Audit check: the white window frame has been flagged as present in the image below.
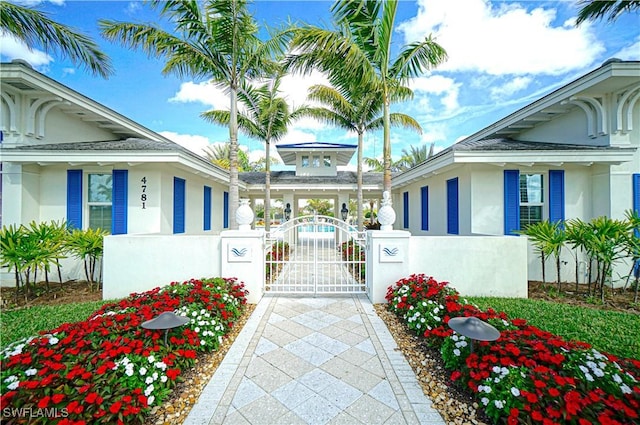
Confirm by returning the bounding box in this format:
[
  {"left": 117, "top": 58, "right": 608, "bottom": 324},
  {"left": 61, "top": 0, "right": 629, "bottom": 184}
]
[
  {"left": 87, "top": 172, "right": 113, "bottom": 231},
  {"left": 519, "top": 173, "right": 545, "bottom": 229}
]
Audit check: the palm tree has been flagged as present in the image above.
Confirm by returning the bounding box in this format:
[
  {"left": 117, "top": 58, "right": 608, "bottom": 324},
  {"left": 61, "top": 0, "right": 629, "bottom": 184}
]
[
  {"left": 203, "top": 143, "right": 252, "bottom": 171},
  {"left": 202, "top": 74, "right": 307, "bottom": 231},
  {"left": 576, "top": 0, "right": 640, "bottom": 25},
  {"left": 0, "top": 2, "right": 112, "bottom": 77},
  {"left": 300, "top": 82, "right": 420, "bottom": 230},
  {"left": 288, "top": 0, "right": 447, "bottom": 194},
  {"left": 363, "top": 156, "right": 405, "bottom": 173},
  {"left": 398, "top": 143, "right": 435, "bottom": 170},
  {"left": 100, "top": 0, "right": 280, "bottom": 229}
]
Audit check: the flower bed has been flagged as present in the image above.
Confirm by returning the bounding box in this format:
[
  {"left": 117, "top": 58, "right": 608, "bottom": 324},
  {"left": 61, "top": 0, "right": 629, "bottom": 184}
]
[
  {"left": 340, "top": 240, "right": 365, "bottom": 281},
  {"left": 386, "top": 274, "right": 640, "bottom": 424},
  {"left": 0, "top": 277, "right": 247, "bottom": 424}
]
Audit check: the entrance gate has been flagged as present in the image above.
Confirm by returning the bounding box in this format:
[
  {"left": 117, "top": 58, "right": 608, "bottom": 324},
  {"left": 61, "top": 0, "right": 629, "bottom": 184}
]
[{"left": 264, "top": 215, "right": 366, "bottom": 294}]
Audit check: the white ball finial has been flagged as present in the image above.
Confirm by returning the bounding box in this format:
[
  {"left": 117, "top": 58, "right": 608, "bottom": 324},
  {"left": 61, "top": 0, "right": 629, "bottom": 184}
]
[
  {"left": 378, "top": 191, "right": 396, "bottom": 231},
  {"left": 236, "top": 199, "right": 254, "bottom": 231}
]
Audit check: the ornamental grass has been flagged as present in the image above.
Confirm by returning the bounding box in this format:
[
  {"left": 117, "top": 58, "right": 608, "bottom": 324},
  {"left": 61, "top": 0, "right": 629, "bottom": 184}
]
[
  {"left": 0, "top": 277, "right": 247, "bottom": 424},
  {"left": 386, "top": 274, "right": 640, "bottom": 425}
]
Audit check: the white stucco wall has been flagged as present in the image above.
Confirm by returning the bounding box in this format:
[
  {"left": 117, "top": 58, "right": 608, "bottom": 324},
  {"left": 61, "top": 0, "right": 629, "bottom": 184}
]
[
  {"left": 103, "top": 234, "right": 222, "bottom": 299},
  {"left": 407, "top": 236, "right": 528, "bottom": 298}
]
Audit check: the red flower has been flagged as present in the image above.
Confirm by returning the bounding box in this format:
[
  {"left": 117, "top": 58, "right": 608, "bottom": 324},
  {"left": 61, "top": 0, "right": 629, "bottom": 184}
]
[
  {"left": 109, "top": 401, "right": 122, "bottom": 414},
  {"left": 51, "top": 393, "right": 65, "bottom": 404},
  {"left": 37, "top": 396, "right": 50, "bottom": 409},
  {"left": 450, "top": 371, "right": 462, "bottom": 381}
]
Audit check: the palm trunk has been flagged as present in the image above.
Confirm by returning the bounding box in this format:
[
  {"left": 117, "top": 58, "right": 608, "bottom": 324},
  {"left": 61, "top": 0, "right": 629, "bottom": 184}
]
[
  {"left": 541, "top": 253, "right": 546, "bottom": 284},
  {"left": 382, "top": 92, "right": 392, "bottom": 194},
  {"left": 229, "top": 84, "right": 239, "bottom": 229},
  {"left": 556, "top": 254, "right": 561, "bottom": 293},
  {"left": 574, "top": 249, "right": 580, "bottom": 291},
  {"left": 265, "top": 138, "right": 271, "bottom": 232},
  {"left": 56, "top": 259, "right": 63, "bottom": 288},
  {"left": 357, "top": 132, "right": 364, "bottom": 231}
]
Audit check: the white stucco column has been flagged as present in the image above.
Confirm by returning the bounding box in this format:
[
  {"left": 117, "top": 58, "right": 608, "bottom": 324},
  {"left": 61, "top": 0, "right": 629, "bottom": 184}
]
[
  {"left": 366, "top": 230, "right": 411, "bottom": 303},
  {"left": 220, "top": 229, "right": 265, "bottom": 304},
  {"left": 2, "top": 163, "right": 23, "bottom": 226}
]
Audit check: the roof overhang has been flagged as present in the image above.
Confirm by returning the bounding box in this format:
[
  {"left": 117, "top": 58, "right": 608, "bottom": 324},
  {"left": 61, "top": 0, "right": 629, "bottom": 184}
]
[
  {"left": 276, "top": 142, "right": 358, "bottom": 166},
  {"left": 392, "top": 147, "right": 636, "bottom": 188},
  {"left": 0, "top": 149, "right": 234, "bottom": 186}
]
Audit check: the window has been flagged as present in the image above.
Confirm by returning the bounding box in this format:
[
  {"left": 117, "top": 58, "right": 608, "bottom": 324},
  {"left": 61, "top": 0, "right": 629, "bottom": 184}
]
[
  {"left": 88, "top": 173, "right": 112, "bottom": 231},
  {"left": 312, "top": 155, "right": 320, "bottom": 167},
  {"left": 324, "top": 156, "right": 331, "bottom": 167},
  {"left": 519, "top": 174, "right": 543, "bottom": 229},
  {"left": 301, "top": 156, "right": 309, "bottom": 167}
]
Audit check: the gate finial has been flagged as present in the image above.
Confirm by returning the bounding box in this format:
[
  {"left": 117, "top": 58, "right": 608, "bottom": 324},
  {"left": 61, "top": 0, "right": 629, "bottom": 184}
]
[{"left": 378, "top": 191, "right": 396, "bottom": 231}]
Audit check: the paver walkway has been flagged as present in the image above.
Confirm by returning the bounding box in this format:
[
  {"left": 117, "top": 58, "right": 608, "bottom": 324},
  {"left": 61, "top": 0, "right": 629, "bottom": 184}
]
[{"left": 184, "top": 295, "right": 445, "bottom": 425}]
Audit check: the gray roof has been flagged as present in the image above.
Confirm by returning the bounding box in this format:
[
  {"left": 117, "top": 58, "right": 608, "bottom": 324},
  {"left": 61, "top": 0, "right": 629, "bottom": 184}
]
[
  {"left": 452, "top": 138, "right": 629, "bottom": 152},
  {"left": 8, "top": 138, "right": 183, "bottom": 152},
  {"left": 240, "top": 171, "right": 383, "bottom": 186}
]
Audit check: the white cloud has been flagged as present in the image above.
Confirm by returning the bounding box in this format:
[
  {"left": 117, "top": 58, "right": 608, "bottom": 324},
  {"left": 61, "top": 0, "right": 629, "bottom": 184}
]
[
  {"left": 409, "top": 75, "right": 461, "bottom": 113},
  {"left": 398, "top": 0, "right": 605, "bottom": 75},
  {"left": 169, "top": 81, "right": 228, "bottom": 109},
  {"left": 613, "top": 36, "right": 640, "bottom": 61},
  {"left": 280, "top": 70, "right": 330, "bottom": 108},
  {"left": 159, "top": 131, "right": 211, "bottom": 157},
  {"left": 126, "top": 1, "right": 141, "bottom": 15},
  {"left": 277, "top": 128, "right": 317, "bottom": 145},
  {"left": 490, "top": 76, "right": 533, "bottom": 100},
  {"left": 62, "top": 67, "right": 75, "bottom": 76},
  {"left": 0, "top": 35, "right": 53, "bottom": 68}
]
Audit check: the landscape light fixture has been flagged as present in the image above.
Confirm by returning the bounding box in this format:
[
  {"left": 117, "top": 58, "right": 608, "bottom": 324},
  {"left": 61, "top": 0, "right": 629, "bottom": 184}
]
[
  {"left": 141, "top": 311, "right": 190, "bottom": 345},
  {"left": 284, "top": 203, "right": 291, "bottom": 221},
  {"left": 447, "top": 316, "right": 500, "bottom": 353},
  {"left": 341, "top": 203, "right": 349, "bottom": 221}
]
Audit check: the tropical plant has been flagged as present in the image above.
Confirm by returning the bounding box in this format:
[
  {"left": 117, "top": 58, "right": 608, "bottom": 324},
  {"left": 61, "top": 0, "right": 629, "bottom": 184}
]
[
  {"left": 565, "top": 218, "right": 593, "bottom": 290},
  {"left": 575, "top": 0, "right": 640, "bottom": 25},
  {"left": 398, "top": 143, "right": 435, "bottom": 170},
  {"left": 519, "top": 221, "right": 561, "bottom": 285},
  {"left": 202, "top": 73, "right": 306, "bottom": 231},
  {"left": 100, "top": 0, "right": 283, "bottom": 229},
  {"left": 363, "top": 156, "right": 406, "bottom": 173},
  {"left": 300, "top": 82, "right": 420, "bottom": 230},
  {"left": 0, "top": 224, "right": 27, "bottom": 301},
  {"left": 0, "top": 2, "right": 113, "bottom": 77},
  {"left": 287, "top": 0, "right": 447, "bottom": 194},
  {"left": 302, "top": 199, "right": 333, "bottom": 216},
  {"left": 65, "top": 228, "right": 107, "bottom": 291},
  {"left": 622, "top": 209, "right": 640, "bottom": 302},
  {"left": 586, "top": 216, "right": 630, "bottom": 302},
  {"left": 203, "top": 143, "right": 252, "bottom": 171},
  {"left": 24, "top": 221, "right": 67, "bottom": 290}
]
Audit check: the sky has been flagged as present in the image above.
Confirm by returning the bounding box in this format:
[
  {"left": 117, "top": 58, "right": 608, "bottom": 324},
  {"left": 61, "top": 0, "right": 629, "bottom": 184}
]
[{"left": 1, "top": 0, "right": 639, "bottom": 170}]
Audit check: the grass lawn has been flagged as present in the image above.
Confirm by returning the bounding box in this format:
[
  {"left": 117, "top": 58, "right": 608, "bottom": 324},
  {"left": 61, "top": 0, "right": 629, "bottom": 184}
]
[
  {"left": 468, "top": 297, "right": 640, "bottom": 359},
  {"left": 0, "top": 300, "right": 119, "bottom": 349}
]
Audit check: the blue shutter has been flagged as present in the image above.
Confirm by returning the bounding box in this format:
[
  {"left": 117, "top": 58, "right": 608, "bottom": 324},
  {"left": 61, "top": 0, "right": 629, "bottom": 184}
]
[
  {"left": 173, "top": 177, "right": 185, "bottom": 234},
  {"left": 421, "top": 186, "right": 429, "bottom": 231},
  {"left": 112, "top": 170, "right": 128, "bottom": 235},
  {"left": 66, "top": 170, "right": 82, "bottom": 229},
  {"left": 504, "top": 170, "right": 520, "bottom": 235},
  {"left": 447, "top": 178, "right": 459, "bottom": 235},
  {"left": 403, "top": 191, "right": 409, "bottom": 229},
  {"left": 203, "top": 186, "right": 212, "bottom": 231},
  {"left": 549, "top": 170, "right": 565, "bottom": 226},
  {"left": 223, "top": 191, "right": 229, "bottom": 229}
]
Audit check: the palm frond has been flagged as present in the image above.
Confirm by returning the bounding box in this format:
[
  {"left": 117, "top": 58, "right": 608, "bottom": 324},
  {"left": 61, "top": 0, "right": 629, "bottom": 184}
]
[{"left": 1, "top": 2, "right": 113, "bottom": 78}]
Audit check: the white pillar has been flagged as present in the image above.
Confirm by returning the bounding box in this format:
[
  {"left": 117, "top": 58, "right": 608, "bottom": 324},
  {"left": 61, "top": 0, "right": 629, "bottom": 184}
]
[
  {"left": 366, "top": 230, "right": 411, "bottom": 303},
  {"left": 220, "top": 229, "right": 265, "bottom": 304}
]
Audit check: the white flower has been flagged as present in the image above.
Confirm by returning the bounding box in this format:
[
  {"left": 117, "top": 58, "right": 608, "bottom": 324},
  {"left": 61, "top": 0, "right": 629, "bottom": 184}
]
[
  {"left": 144, "top": 384, "right": 155, "bottom": 397},
  {"left": 4, "top": 375, "right": 18, "bottom": 383},
  {"left": 201, "top": 340, "right": 206, "bottom": 345},
  {"left": 494, "top": 400, "right": 504, "bottom": 409},
  {"left": 24, "top": 368, "right": 37, "bottom": 376},
  {"left": 492, "top": 366, "right": 501, "bottom": 373},
  {"left": 152, "top": 372, "right": 158, "bottom": 380},
  {"left": 481, "top": 397, "right": 489, "bottom": 406},
  {"left": 621, "top": 384, "right": 632, "bottom": 394},
  {"left": 510, "top": 387, "right": 521, "bottom": 397},
  {"left": 194, "top": 327, "right": 200, "bottom": 333},
  {"left": 585, "top": 373, "right": 594, "bottom": 382},
  {"left": 155, "top": 362, "right": 167, "bottom": 371},
  {"left": 593, "top": 368, "right": 605, "bottom": 378},
  {"left": 147, "top": 395, "right": 155, "bottom": 405},
  {"left": 613, "top": 374, "right": 623, "bottom": 384},
  {"left": 452, "top": 334, "right": 459, "bottom": 341},
  {"left": 453, "top": 349, "right": 461, "bottom": 357},
  {"left": 579, "top": 365, "right": 589, "bottom": 374},
  {"left": 7, "top": 381, "right": 19, "bottom": 390},
  {"left": 139, "top": 367, "right": 147, "bottom": 376},
  {"left": 125, "top": 368, "right": 134, "bottom": 377},
  {"left": 148, "top": 355, "right": 155, "bottom": 363},
  {"left": 145, "top": 376, "right": 154, "bottom": 385},
  {"left": 48, "top": 337, "right": 59, "bottom": 345},
  {"left": 160, "top": 375, "right": 168, "bottom": 383}
]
